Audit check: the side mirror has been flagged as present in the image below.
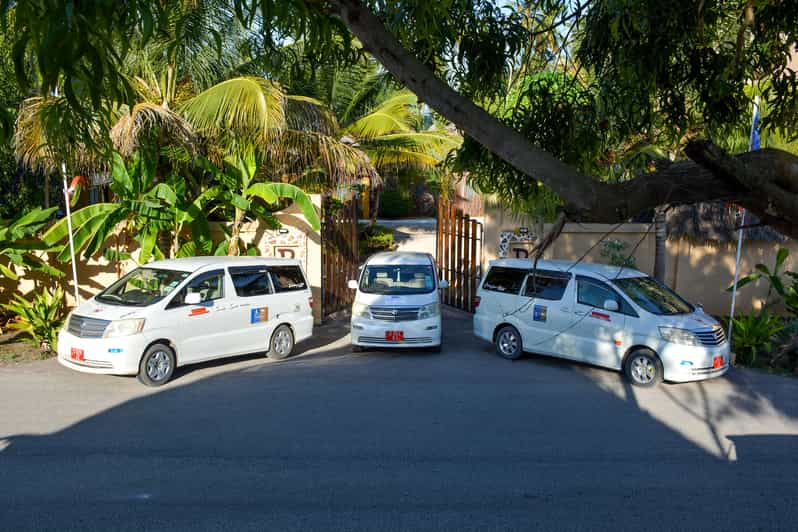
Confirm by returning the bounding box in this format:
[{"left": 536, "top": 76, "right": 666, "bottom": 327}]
[
  {"left": 348, "top": 279, "right": 359, "bottom": 290},
  {"left": 439, "top": 279, "right": 450, "bottom": 289},
  {"left": 603, "top": 299, "right": 619, "bottom": 312},
  {"left": 185, "top": 292, "right": 203, "bottom": 305}
]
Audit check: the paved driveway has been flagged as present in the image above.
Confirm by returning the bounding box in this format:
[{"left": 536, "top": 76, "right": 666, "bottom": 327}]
[{"left": 1, "top": 309, "right": 797, "bottom": 531}]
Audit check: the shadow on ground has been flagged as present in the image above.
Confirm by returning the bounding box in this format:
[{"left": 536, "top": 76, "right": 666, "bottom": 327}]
[{"left": 1, "top": 311, "right": 797, "bottom": 531}]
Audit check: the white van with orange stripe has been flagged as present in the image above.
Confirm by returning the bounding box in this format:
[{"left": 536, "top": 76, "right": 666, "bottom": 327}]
[
  {"left": 58, "top": 257, "right": 313, "bottom": 386},
  {"left": 473, "top": 259, "right": 729, "bottom": 386}
]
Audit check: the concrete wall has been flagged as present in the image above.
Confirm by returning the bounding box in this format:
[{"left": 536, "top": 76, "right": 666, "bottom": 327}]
[
  {"left": 4, "top": 195, "right": 325, "bottom": 323},
  {"left": 483, "top": 205, "right": 797, "bottom": 317}
]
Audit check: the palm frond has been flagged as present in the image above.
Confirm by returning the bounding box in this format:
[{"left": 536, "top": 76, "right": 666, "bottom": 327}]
[
  {"left": 344, "top": 92, "right": 420, "bottom": 139},
  {"left": 179, "top": 77, "right": 287, "bottom": 143},
  {"left": 270, "top": 129, "right": 379, "bottom": 188},
  {"left": 360, "top": 130, "right": 462, "bottom": 172},
  {"left": 285, "top": 95, "right": 339, "bottom": 137},
  {"left": 111, "top": 102, "right": 198, "bottom": 156}
]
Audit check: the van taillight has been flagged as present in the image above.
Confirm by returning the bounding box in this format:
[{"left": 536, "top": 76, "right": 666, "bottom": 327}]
[
  {"left": 473, "top": 296, "right": 481, "bottom": 309},
  {"left": 308, "top": 296, "right": 314, "bottom": 307}
]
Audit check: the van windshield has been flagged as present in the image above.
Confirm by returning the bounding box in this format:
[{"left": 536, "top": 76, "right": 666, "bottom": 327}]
[
  {"left": 613, "top": 276, "right": 694, "bottom": 315},
  {"left": 95, "top": 268, "right": 190, "bottom": 306},
  {"left": 359, "top": 264, "right": 436, "bottom": 295}
]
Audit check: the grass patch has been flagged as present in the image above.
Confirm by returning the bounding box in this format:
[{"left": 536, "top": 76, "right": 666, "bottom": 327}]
[{"left": 0, "top": 330, "right": 52, "bottom": 366}]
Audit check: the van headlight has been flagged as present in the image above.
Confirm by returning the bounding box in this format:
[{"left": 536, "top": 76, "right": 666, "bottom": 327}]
[
  {"left": 352, "top": 303, "right": 370, "bottom": 319},
  {"left": 658, "top": 327, "right": 700, "bottom": 346},
  {"left": 103, "top": 319, "right": 145, "bottom": 338},
  {"left": 418, "top": 303, "right": 440, "bottom": 319}
]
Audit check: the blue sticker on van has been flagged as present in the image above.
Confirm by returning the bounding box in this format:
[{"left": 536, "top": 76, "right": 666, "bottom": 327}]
[
  {"left": 250, "top": 307, "right": 269, "bottom": 323},
  {"left": 533, "top": 305, "right": 547, "bottom": 322}
]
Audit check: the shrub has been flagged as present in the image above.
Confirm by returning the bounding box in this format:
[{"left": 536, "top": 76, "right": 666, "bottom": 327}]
[
  {"left": 731, "top": 311, "right": 785, "bottom": 366},
  {"left": 1, "top": 286, "right": 66, "bottom": 355},
  {"left": 378, "top": 189, "right": 413, "bottom": 218},
  {"left": 600, "top": 239, "right": 636, "bottom": 268},
  {"left": 360, "top": 224, "right": 395, "bottom": 256}
]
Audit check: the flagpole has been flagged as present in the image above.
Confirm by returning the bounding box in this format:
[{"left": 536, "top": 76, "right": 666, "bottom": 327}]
[
  {"left": 62, "top": 162, "right": 80, "bottom": 306},
  {"left": 728, "top": 96, "right": 760, "bottom": 344}
]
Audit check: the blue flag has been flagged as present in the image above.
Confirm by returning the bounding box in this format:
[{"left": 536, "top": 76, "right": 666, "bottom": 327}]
[{"left": 749, "top": 102, "right": 760, "bottom": 151}]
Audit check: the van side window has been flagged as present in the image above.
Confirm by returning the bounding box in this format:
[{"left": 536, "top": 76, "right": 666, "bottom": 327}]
[
  {"left": 269, "top": 266, "right": 307, "bottom": 292},
  {"left": 523, "top": 270, "right": 570, "bottom": 301},
  {"left": 482, "top": 267, "right": 526, "bottom": 294},
  {"left": 229, "top": 267, "right": 273, "bottom": 297},
  {"left": 166, "top": 270, "right": 225, "bottom": 309},
  {"left": 576, "top": 276, "right": 638, "bottom": 316}
]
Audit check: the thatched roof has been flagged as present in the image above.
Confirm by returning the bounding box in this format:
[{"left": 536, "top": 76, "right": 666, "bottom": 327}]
[{"left": 666, "top": 202, "right": 786, "bottom": 242}]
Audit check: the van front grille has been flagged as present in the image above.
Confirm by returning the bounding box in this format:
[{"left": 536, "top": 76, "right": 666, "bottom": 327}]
[
  {"left": 67, "top": 315, "right": 110, "bottom": 338},
  {"left": 694, "top": 326, "right": 726, "bottom": 346},
  {"left": 369, "top": 306, "right": 420, "bottom": 322}
]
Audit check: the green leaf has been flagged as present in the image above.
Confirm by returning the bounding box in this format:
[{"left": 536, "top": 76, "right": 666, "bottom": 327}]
[
  {"left": 43, "top": 203, "right": 119, "bottom": 246},
  {"left": 726, "top": 273, "right": 761, "bottom": 291},
  {"left": 0, "top": 262, "right": 18, "bottom": 280},
  {"left": 230, "top": 193, "right": 251, "bottom": 210},
  {"left": 137, "top": 228, "right": 158, "bottom": 264},
  {"left": 776, "top": 247, "right": 790, "bottom": 269}
]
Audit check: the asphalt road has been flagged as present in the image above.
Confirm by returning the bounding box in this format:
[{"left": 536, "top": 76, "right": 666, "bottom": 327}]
[{"left": 1, "top": 309, "right": 797, "bottom": 531}]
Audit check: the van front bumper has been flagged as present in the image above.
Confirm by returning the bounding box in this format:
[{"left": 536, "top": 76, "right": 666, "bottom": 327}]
[
  {"left": 351, "top": 316, "right": 442, "bottom": 348},
  {"left": 57, "top": 329, "right": 148, "bottom": 376},
  {"left": 660, "top": 342, "right": 731, "bottom": 383}
]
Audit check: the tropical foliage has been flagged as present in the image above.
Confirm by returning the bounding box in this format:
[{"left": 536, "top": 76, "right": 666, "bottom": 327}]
[
  {"left": 1, "top": 286, "right": 66, "bottom": 354},
  {"left": 0, "top": 207, "right": 62, "bottom": 281}
]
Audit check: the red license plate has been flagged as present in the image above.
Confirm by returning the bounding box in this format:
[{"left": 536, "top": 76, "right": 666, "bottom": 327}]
[
  {"left": 70, "top": 348, "right": 85, "bottom": 361},
  {"left": 385, "top": 331, "right": 404, "bottom": 341},
  {"left": 713, "top": 356, "right": 723, "bottom": 369}
]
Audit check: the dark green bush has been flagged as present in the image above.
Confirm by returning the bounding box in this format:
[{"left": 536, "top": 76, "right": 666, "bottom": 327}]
[{"left": 377, "top": 189, "right": 413, "bottom": 219}]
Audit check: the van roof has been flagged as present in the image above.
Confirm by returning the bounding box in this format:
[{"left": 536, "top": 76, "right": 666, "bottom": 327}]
[
  {"left": 487, "top": 258, "right": 646, "bottom": 281},
  {"left": 143, "top": 256, "right": 302, "bottom": 273},
  {"left": 366, "top": 251, "right": 434, "bottom": 266}
]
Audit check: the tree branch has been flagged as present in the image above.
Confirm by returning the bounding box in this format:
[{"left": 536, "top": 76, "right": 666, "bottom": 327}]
[{"left": 328, "top": 0, "right": 798, "bottom": 239}]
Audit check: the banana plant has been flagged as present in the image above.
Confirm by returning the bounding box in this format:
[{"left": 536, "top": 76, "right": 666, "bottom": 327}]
[
  {"left": 0, "top": 207, "right": 63, "bottom": 280},
  {"left": 201, "top": 149, "right": 320, "bottom": 256},
  {"left": 42, "top": 150, "right": 209, "bottom": 264},
  {"left": 726, "top": 247, "right": 797, "bottom": 313}
]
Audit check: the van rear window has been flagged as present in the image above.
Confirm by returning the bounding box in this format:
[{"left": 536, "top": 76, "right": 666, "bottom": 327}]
[
  {"left": 523, "top": 270, "right": 570, "bottom": 301},
  {"left": 230, "top": 267, "right": 272, "bottom": 297},
  {"left": 269, "top": 266, "right": 307, "bottom": 292},
  {"left": 482, "top": 267, "right": 526, "bottom": 294}
]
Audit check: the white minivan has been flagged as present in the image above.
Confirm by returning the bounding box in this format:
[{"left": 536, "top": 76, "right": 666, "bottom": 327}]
[
  {"left": 58, "top": 257, "right": 314, "bottom": 386},
  {"left": 348, "top": 252, "right": 448, "bottom": 352},
  {"left": 473, "top": 259, "right": 730, "bottom": 386}
]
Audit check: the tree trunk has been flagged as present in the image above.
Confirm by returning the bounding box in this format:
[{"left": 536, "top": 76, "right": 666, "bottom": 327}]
[
  {"left": 653, "top": 208, "right": 667, "bottom": 282},
  {"left": 328, "top": 0, "right": 798, "bottom": 239},
  {"left": 228, "top": 208, "right": 244, "bottom": 256}
]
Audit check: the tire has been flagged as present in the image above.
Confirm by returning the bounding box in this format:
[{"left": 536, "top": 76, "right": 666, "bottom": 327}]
[
  {"left": 495, "top": 325, "right": 523, "bottom": 360},
  {"left": 429, "top": 344, "right": 442, "bottom": 354},
  {"left": 268, "top": 324, "right": 295, "bottom": 360},
  {"left": 138, "top": 343, "right": 176, "bottom": 386},
  {"left": 624, "top": 348, "right": 663, "bottom": 387},
  {"left": 352, "top": 345, "right": 365, "bottom": 353}
]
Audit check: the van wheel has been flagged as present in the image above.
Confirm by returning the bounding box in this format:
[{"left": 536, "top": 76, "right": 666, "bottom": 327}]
[
  {"left": 624, "top": 349, "right": 663, "bottom": 387},
  {"left": 138, "top": 343, "right": 175, "bottom": 386},
  {"left": 352, "top": 345, "right": 365, "bottom": 353},
  {"left": 495, "top": 325, "right": 523, "bottom": 360},
  {"left": 429, "top": 344, "right": 442, "bottom": 354},
  {"left": 268, "top": 325, "right": 294, "bottom": 360}
]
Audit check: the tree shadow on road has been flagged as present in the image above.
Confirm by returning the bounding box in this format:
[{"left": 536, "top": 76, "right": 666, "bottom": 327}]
[{"left": 1, "top": 314, "right": 797, "bottom": 531}]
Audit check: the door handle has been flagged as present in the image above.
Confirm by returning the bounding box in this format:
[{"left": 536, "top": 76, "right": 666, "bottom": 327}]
[{"left": 574, "top": 310, "right": 587, "bottom": 316}]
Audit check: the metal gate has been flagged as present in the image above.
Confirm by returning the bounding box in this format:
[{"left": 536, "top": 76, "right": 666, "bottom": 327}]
[
  {"left": 436, "top": 199, "right": 483, "bottom": 312},
  {"left": 321, "top": 194, "right": 360, "bottom": 318}
]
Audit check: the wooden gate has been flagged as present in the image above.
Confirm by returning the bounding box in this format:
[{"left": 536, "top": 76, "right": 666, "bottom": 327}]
[
  {"left": 321, "top": 194, "right": 360, "bottom": 318},
  {"left": 436, "top": 199, "right": 483, "bottom": 312}
]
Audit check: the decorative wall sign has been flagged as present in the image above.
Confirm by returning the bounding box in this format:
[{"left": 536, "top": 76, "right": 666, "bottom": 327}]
[
  {"left": 498, "top": 230, "right": 538, "bottom": 258},
  {"left": 259, "top": 226, "right": 308, "bottom": 271}
]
